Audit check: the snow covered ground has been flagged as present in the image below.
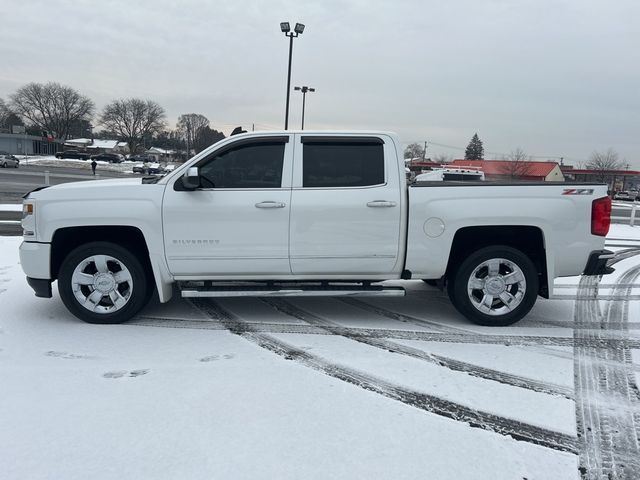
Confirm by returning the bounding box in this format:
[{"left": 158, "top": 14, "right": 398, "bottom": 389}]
[
  {"left": 1, "top": 227, "right": 639, "bottom": 479},
  {"left": 21, "top": 155, "right": 139, "bottom": 174}
]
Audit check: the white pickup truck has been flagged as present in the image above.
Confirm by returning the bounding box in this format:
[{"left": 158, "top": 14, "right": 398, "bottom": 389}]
[{"left": 20, "top": 131, "right": 613, "bottom": 326}]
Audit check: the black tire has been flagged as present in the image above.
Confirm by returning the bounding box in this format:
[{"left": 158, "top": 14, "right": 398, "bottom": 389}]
[
  {"left": 1, "top": 162, "right": 6, "bottom": 168},
  {"left": 58, "top": 242, "right": 151, "bottom": 324},
  {"left": 447, "top": 245, "right": 538, "bottom": 326}
]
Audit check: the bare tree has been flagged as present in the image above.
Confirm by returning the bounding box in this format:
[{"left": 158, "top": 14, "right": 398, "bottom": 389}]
[
  {"left": 404, "top": 142, "right": 425, "bottom": 160},
  {"left": 193, "top": 126, "right": 225, "bottom": 154},
  {"left": 0, "top": 98, "right": 9, "bottom": 126},
  {"left": 177, "top": 113, "right": 210, "bottom": 155},
  {"left": 586, "top": 148, "right": 622, "bottom": 183},
  {"left": 9, "top": 82, "right": 94, "bottom": 140},
  {"left": 0, "top": 98, "right": 17, "bottom": 132},
  {"left": 433, "top": 153, "right": 453, "bottom": 164},
  {"left": 99, "top": 99, "right": 166, "bottom": 154},
  {"left": 501, "top": 147, "right": 534, "bottom": 180}
]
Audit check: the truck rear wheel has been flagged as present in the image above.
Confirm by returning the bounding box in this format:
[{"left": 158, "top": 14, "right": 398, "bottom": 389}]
[
  {"left": 58, "top": 242, "right": 151, "bottom": 324},
  {"left": 447, "top": 246, "right": 538, "bottom": 326}
]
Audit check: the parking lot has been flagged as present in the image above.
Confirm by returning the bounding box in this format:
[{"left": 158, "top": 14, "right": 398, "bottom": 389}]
[{"left": 1, "top": 228, "right": 639, "bottom": 479}]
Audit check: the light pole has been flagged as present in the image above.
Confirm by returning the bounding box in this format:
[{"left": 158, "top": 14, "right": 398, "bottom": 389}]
[
  {"left": 294, "top": 86, "right": 315, "bottom": 130},
  {"left": 280, "top": 22, "right": 305, "bottom": 130}
]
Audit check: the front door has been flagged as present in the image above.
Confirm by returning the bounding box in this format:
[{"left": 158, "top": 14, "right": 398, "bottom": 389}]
[{"left": 162, "top": 136, "right": 293, "bottom": 277}]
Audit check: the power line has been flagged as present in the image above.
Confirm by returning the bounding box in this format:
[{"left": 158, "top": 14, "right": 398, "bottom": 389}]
[{"left": 402, "top": 139, "right": 588, "bottom": 163}]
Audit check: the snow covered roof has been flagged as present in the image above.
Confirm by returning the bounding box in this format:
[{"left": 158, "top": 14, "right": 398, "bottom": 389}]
[
  {"left": 64, "top": 138, "right": 92, "bottom": 146},
  {"left": 87, "top": 140, "right": 119, "bottom": 149},
  {"left": 64, "top": 138, "right": 122, "bottom": 149},
  {"left": 146, "top": 147, "right": 175, "bottom": 155}
]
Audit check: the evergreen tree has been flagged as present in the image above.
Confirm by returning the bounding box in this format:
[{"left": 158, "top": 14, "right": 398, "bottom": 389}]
[{"left": 464, "top": 133, "right": 484, "bottom": 160}]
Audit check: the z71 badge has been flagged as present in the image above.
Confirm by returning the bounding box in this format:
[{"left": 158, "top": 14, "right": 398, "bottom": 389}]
[{"left": 562, "top": 188, "right": 594, "bottom": 195}]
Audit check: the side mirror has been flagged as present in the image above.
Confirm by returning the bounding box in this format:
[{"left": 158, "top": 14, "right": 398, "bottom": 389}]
[{"left": 182, "top": 167, "right": 200, "bottom": 190}]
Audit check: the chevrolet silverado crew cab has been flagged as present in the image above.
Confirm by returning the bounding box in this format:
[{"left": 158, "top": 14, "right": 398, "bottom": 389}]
[{"left": 19, "top": 131, "right": 613, "bottom": 326}]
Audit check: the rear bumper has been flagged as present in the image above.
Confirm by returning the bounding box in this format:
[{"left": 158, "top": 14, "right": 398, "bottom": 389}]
[{"left": 583, "top": 249, "right": 615, "bottom": 276}]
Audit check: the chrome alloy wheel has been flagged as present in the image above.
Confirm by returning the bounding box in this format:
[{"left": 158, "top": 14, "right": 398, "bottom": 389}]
[
  {"left": 71, "top": 255, "right": 133, "bottom": 314},
  {"left": 466, "top": 258, "right": 526, "bottom": 316}
]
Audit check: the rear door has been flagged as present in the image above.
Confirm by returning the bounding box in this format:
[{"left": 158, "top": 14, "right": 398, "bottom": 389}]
[{"left": 289, "top": 135, "right": 402, "bottom": 275}]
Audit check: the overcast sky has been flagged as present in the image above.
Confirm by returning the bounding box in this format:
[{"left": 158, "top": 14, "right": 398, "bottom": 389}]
[{"left": 1, "top": 0, "right": 638, "bottom": 166}]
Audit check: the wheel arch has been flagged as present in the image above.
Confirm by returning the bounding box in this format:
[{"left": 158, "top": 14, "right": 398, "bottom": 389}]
[
  {"left": 446, "top": 225, "right": 549, "bottom": 298},
  {"left": 50, "top": 225, "right": 168, "bottom": 299}
]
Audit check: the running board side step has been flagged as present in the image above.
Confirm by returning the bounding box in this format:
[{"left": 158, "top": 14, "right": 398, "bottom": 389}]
[{"left": 180, "top": 283, "right": 406, "bottom": 298}]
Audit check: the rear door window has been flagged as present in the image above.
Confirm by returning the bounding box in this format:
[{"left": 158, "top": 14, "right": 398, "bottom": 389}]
[{"left": 302, "top": 138, "right": 384, "bottom": 188}]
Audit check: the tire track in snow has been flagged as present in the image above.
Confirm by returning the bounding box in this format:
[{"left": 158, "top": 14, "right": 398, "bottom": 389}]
[
  {"left": 187, "top": 297, "right": 578, "bottom": 453},
  {"left": 336, "top": 297, "right": 640, "bottom": 349},
  {"left": 259, "top": 298, "right": 574, "bottom": 400},
  {"left": 574, "top": 255, "right": 640, "bottom": 478},
  {"left": 338, "top": 296, "right": 472, "bottom": 334},
  {"left": 129, "top": 314, "right": 640, "bottom": 349}
]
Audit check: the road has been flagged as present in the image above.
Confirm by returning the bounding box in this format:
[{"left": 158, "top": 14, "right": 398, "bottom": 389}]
[
  {"left": 0, "top": 164, "right": 129, "bottom": 203},
  {"left": 0, "top": 164, "right": 131, "bottom": 235}
]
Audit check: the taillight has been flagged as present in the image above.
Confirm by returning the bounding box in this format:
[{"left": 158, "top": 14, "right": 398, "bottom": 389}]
[{"left": 591, "top": 196, "right": 611, "bottom": 236}]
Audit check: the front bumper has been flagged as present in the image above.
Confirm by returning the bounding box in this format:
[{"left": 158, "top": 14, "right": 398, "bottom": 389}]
[
  {"left": 583, "top": 249, "right": 615, "bottom": 276},
  {"left": 19, "top": 241, "right": 51, "bottom": 280}
]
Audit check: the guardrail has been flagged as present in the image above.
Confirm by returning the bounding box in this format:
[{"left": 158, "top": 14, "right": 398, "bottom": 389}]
[
  {"left": 612, "top": 201, "right": 639, "bottom": 226},
  {"left": 42, "top": 170, "right": 100, "bottom": 185}
]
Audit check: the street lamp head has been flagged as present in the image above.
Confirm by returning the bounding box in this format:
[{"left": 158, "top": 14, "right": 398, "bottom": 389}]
[
  {"left": 308, "top": 87, "right": 315, "bottom": 92},
  {"left": 280, "top": 22, "right": 291, "bottom": 33},
  {"left": 294, "top": 86, "right": 301, "bottom": 91},
  {"left": 294, "top": 23, "right": 305, "bottom": 34}
]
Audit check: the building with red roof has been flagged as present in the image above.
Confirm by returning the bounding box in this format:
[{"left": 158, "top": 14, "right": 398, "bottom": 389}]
[{"left": 451, "top": 160, "right": 565, "bottom": 182}]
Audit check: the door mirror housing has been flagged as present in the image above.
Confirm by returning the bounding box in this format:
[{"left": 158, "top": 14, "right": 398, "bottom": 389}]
[{"left": 182, "top": 167, "right": 200, "bottom": 190}]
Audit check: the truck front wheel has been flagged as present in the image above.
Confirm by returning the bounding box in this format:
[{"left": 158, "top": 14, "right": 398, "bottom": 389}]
[
  {"left": 58, "top": 242, "right": 151, "bottom": 324},
  {"left": 447, "top": 246, "right": 538, "bottom": 326}
]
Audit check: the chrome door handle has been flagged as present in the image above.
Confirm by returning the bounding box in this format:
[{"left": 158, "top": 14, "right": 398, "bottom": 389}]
[
  {"left": 366, "top": 200, "right": 397, "bottom": 208},
  {"left": 255, "top": 201, "right": 286, "bottom": 208}
]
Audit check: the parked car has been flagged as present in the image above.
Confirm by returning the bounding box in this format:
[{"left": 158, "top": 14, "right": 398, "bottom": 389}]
[
  {"left": 132, "top": 162, "right": 161, "bottom": 174},
  {"left": 20, "top": 130, "right": 613, "bottom": 327},
  {"left": 128, "top": 154, "right": 155, "bottom": 163},
  {"left": 147, "top": 162, "right": 163, "bottom": 174},
  {"left": 132, "top": 163, "right": 148, "bottom": 174},
  {"left": 55, "top": 150, "right": 90, "bottom": 160},
  {"left": 1, "top": 154, "right": 19, "bottom": 168},
  {"left": 613, "top": 191, "right": 634, "bottom": 201},
  {"left": 90, "top": 153, "right": 124, "bottom": 163}
]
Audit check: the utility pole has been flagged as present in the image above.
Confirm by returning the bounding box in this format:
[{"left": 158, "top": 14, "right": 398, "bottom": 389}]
[{"left": 422, "top": 141, "right": 427, "bottom": 161}]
